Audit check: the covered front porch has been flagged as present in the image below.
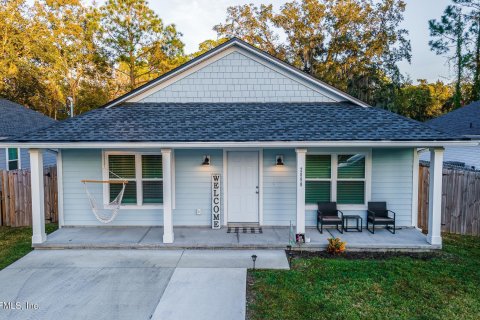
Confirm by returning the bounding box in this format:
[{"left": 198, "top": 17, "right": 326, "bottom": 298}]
[
  {"left": 26, "top": 145, "right": 447, "bottom": 250},
  {"left": 34, "top": 226, "right": 438, "bottom": 251}
]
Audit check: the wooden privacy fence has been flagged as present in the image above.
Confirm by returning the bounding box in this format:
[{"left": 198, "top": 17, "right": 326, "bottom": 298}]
[
  {"left": 418, "top": 164, "right": 480, "bottom": 236},
  {"left": 0, "top": 166, "right": 58, "bottom": 227}
]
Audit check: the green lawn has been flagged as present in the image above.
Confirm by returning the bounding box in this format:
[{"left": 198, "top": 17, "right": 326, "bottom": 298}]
[
  {"left": 0, "top": 224, "right": 58, "bottom": 270},
  {"left": 247, "top": 234, "right": 480, "bottom": 320}
]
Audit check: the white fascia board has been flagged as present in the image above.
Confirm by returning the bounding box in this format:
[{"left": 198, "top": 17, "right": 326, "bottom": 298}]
[{"left": 0, "top": 140, "right": 477, "bottom": 149}]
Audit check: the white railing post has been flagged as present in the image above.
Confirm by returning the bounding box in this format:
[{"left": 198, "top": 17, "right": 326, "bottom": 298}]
[
  {"left": 30, "top": 149, "right": 46, "bottom": 244},
  {"left": 428, "top": 148, "right": 444, "bottom": 246},
  {"left": 296, "top": 148, "right": 307, "bottom": 234},
  {"left": 162, "top": 148, "right": 174, "bottom": 243}
]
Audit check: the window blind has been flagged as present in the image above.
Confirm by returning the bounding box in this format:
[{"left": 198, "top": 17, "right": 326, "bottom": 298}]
[
  {"left": 8, "top": 148, "right": 18, "bottom": 160},
  {"left": 338, "top": 154, "right": 365, "bottom": 179},
  {"left": 110, "top": 182, "right": 137, "bottom": 204},
  {"left": 108, "top": 155, "right": 136, "bottom": 179},
  {"left": 7, "top": 148, "right": 19, "bottom": 170},
  {"left": 143, "top": 181, "right": 163, "bottom": 204},
  {"left": 337, "top": 181, "right": 365, "bottom": 204},
  {"left": 142, "top": 155, "right": 162, "bottom": 178},
  {"left": 142, "top": 155, "right": 163, "bottom": 204},
  {"left": 305, "top": 181, "right": 331, "bottom": 204},
  {"left": 306, "top": 155, "right": 331, "bottom": 178}
]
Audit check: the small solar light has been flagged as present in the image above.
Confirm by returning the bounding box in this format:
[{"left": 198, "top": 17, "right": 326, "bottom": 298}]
[
  {"left": 288, "top": 252, "right": 294, "bottom": 268},
  {"left": 286, "top": 245, "right": 292, "bottom": 255},
  {"left": 251, "top": 254, "right": 257, "bottom": 270}
]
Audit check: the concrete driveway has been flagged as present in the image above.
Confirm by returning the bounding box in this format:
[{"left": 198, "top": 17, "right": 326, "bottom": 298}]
[{"left": 0, "top": 249, "right": 288, "bottom": 320}]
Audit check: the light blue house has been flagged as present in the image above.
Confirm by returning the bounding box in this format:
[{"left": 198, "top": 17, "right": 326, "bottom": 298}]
[
  {"left": 1, "top": 38, "right": 473, "bottom": 247},
  {"left": 0, "top": 99, "right": 56, "bottom": 171},
  {"left": 421, "top": 101, "right": 480, "bottom": 170}
]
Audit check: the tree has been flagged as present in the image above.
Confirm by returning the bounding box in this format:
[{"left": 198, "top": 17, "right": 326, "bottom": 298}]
[
  {"left": 395, "top": 80, "right": 453, "bottom": 121},
  {"left": 214, "top": 0, "right": 411, "bottom": 106},
  {"left": 214, "top": 5, "right": 284, "bottom": 59},
  {"left": 192, "top": 38, "right": 229, "bottom": 58},
  {"left": 32, "top": 0, "right": 112, "bottom": 118},
  {"left": 453, "top": 0, "right": 480, "bottom": 101},
  {"left": 429, "top": 5, "right": 469, "bottom": 109},
  {"left": 99, "top": 0, "right": 185, "bottom": 91}
]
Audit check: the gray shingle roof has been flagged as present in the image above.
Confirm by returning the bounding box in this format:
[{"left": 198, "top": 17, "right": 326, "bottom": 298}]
[
  {"left": 426, "top": 101, "right": 480, "bottom": 137},
  {"left": 11, "top": 102, "right": 462, "bottom": 143},
  {"left": 0, "top": 99, "right": 55, "bottom": 140}
]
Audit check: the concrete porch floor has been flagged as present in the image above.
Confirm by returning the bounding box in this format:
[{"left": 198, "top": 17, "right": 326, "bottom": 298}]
[{"left": 34, "top": 226, "right": 439, "bottom": 251}]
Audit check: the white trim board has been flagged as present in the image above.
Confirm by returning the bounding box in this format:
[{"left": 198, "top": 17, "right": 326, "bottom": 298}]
[{"left": 2, "top": 140, "right": 476, "bottom": 149}]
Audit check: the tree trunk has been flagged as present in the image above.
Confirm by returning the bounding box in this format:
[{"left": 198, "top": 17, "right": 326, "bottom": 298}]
[
  {"left": 454, "top": 18, "right": 463, "bottom": 109},
  {"left": 472, "top": 16, "right": 480, "bottom": 101}
]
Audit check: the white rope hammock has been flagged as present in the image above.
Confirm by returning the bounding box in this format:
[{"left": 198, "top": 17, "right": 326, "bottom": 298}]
[{"left": 81, "top": 173, "right": 128, "bottom": 224}]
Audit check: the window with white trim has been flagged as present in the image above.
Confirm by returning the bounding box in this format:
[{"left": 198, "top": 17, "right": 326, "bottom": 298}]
[
  {"left": 305, "top": 153, "right": 368, "bottom": 205},
  {"left": 106, "top": 153, "right": 163, "bottom": 206},
  {"left": 6, "top": 148, "right": 20, "bottom": 171}
]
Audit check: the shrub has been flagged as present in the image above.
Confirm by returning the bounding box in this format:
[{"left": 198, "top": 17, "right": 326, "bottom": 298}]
[{"left": 327, "top": 237, "right": 346, "bottom": 255}]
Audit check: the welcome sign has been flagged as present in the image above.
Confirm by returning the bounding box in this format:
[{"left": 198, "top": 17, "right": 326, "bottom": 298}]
[{"left": 211, "top": 174, "right": 221, "bottom": 229}]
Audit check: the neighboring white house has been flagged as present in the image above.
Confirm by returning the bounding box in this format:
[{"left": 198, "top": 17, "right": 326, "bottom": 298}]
[
  {"left": 0, "top": 38, "right": 474, "bottom": 248},
  {"left": 422, "top": 101, "right": 480, "bottom": 169},
  {"left": 0, "top": 99, "right": 56, "bottom": 170}
]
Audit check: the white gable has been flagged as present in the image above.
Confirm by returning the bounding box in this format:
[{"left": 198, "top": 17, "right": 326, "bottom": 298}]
[{"left": 134, "top": 49, "right": 341, "bottom": 104}]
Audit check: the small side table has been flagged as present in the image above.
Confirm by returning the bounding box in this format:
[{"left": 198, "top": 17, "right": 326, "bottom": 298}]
[{"left": 343, "top": 215, "right": 363, "bottom": 232}]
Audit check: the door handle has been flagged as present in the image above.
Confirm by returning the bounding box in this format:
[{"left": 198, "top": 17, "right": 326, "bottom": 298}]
[{"left": 255, "top": 186, "right": 259, "bottom": 194}]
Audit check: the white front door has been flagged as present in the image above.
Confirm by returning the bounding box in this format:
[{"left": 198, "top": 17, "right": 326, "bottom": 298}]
[{"left": 227, "top": 151, "right": 259, "bottom": 223}]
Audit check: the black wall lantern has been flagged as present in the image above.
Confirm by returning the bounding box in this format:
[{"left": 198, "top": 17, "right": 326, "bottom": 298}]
[
  {"left": 202, "top": 155, "right": 211, "bottom": 166},
  {"left": 276, "top": 155, "right": 284, "bottom": 166}
]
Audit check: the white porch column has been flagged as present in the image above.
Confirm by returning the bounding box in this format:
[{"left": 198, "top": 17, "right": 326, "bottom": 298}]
[
  {"left": 57, "top": 150, "right": 64, "bottom": 228},
  {"left": 30, "top": 149, "right": 46, "bottom": 244},
  {"left": 427, "top": 148, "right": 444, "bottom": 245},
  {"left": 296, "top": 148, "right": 307, "bottom": 234},
  {"left": 161, "top": 148, "right": 174, "bottom": 243}
]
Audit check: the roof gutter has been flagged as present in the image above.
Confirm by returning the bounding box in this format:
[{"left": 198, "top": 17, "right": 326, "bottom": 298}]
[{"left": 0, "top": 140, "right": 476, "bottom": 149}]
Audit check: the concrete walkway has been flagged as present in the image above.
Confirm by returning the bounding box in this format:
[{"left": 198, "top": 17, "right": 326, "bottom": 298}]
[
  {"left": 152, "top": 268, "right": 246, "bottom": 320},
  {"left": 0, "top": 249, "right": 288, "bottom": 320}
]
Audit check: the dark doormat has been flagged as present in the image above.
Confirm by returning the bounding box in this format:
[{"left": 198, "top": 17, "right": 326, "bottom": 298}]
[{"left": 227, "top": 227, "right": 263, "bottom": 234}]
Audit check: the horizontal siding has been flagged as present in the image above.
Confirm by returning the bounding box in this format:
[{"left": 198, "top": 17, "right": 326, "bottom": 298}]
[
  {"left": 305, "top": 148, "right": 414, "bottom": 227},
  {"left": 263, "top": 149, "right": 296, "bottom": 226},
  {"left": 62, "top": 149, "right": 162, "bottom": 226},
  {"left": 140, "top": 51, "right": 335, "bottom": 103},
  {"left": 0, "top": 149, "right": 5, "bottom": 170},
  {"left": 174, "top": 149, "right": 223, "bottom": 226},
  {"left": 0, "top": 148, "right": 55, "bottom": 170},
  {"left": 371, "top": 148, "right": 413, "bottom": 227},
  {"left": 61, "top": 148, "right": 414, "bottom": 228},
  {"left": 420, "top": 146, "right": 480, "bottom": 169}
]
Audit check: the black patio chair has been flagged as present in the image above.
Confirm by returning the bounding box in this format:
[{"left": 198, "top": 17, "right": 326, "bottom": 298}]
[
  {"left": 366, "top": 202, "right": 396, "bottom": 234},
  {"left": 317, "top": 202, "right": 344, "bottom": 234}
]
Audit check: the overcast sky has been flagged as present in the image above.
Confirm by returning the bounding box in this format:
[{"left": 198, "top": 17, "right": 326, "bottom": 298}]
[{"left": 148, "top": 0, "right": 453, "bottom": 83}]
